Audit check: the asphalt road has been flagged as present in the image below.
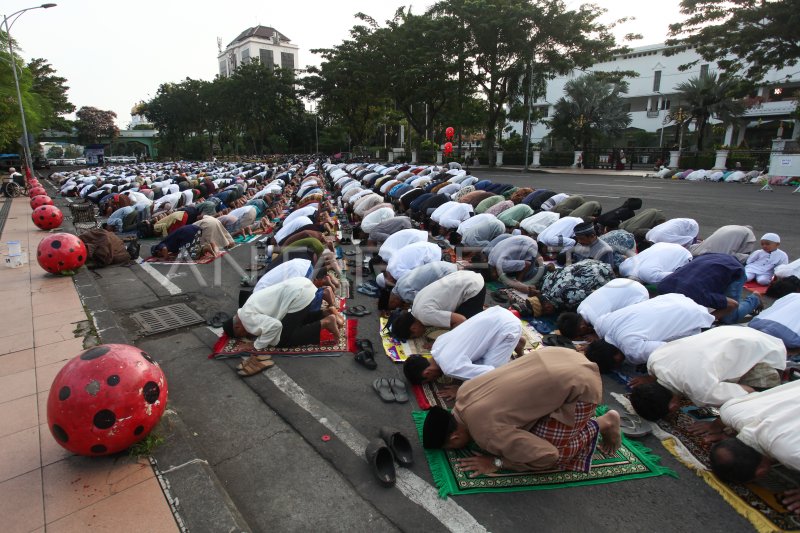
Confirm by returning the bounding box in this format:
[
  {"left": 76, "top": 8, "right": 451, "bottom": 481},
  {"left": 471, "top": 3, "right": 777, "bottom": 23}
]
[{"left": 70, "top": 170, "right": 796, "bottom": 533}]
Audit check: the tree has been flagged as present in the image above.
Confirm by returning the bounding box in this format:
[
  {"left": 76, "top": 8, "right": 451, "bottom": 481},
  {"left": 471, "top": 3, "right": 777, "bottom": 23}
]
[
  {"left": 673, "top": 71, "right": 745, "bottom": 150},
  {"left": 666, "top": 0, "right": 800, "bottom": 81},
  {"left": 46, "top": 145, "right": 63, "bottom": 159},
  {"left": 548, "top": 73, "right": 632, "bottom": 152},
  {"left": 74, "top": 107, "right": 119, "bottom": 144},
  {"left": 429, "top": 0, "right": 620, "bottom": 165},
  {"left": 27, "top": 58, "right": 75, "bottom": 131}
]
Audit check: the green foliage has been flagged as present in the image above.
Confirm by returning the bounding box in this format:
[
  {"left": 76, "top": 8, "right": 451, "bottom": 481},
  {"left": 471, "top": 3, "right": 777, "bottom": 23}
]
[
  {"left": 75, "top": 107, "right": 119, "bottom": 144},
  {"left": 46, "top": 145, "right": 63, "bottom": 158},
  {"left": 548, "top": 73, "right": 632, "bottom": 150},
  {"left": 420, "top": 139, "right": 439, "bottom": 152},
  {"left": 131, "top": 123, "right": 155, "bottom": 130},
  {"left": 63, "top": 145, "right": 83, "bottom": 158},
  {"left": 128, "top": 433, "right": 165, "bottom": 458},
  {"left": 672, "top": 72, "right": 744, "bottom": 150},
  {"left": 666, "top": 0, "right": 800, "bottom": 82}
]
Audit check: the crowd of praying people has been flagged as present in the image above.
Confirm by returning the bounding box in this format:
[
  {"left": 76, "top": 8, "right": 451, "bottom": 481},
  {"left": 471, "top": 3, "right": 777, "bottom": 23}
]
[{"left": 51, "top": 158, "right": 800, "bottom": 508}]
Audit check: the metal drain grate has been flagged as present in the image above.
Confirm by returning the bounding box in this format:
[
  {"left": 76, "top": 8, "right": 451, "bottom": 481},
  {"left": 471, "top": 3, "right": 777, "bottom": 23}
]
[{"left": 131, "top": 303, "right": 204, "bottom": 335}]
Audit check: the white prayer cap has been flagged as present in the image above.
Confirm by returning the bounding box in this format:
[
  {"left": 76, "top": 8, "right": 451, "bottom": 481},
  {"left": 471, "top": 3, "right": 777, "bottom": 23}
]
[
  {"left": 761, "top": 233, "right": 780, "bottom": 243},
  {"left": 512, "top": 229, "right": 522, "bottom": 236},
  {"left": 375, "top": 273, "right": 386, "bottom": 288}
]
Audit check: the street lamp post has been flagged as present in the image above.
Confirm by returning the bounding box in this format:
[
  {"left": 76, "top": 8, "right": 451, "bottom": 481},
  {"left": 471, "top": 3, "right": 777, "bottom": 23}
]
[{"left": 3, "top": 4, "right": 58, "bottom": 172}]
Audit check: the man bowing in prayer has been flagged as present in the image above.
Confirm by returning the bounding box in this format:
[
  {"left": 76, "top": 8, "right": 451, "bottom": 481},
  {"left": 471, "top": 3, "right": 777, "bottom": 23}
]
[{"left": 422, "top": 347, "right": 621, "bottom": 476}]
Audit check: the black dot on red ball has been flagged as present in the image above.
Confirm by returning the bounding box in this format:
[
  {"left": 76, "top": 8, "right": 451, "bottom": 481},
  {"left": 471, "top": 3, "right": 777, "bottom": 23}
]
[
  {"left": 58, "top": 386, "right": 71, "bottom": 400},
  {"left": 143, "top": 381, "right": 160, "bottom": 404},
  {"left": 81, "top": 345, "right": 110, "bottom": 360},
  {"left": 52, "top": 424, "right": 68, "bottom": 443},
  {"left": 51, "top": 240, "right": 61, "bottom": 249},
  {"left": 107, "top": 374, "right": 120, "bottom": 386},
  {"left": 134, "top": 425, "right": 144, "bottom": 436},
  {"left": 91, "top": 444, "right": 107, "bottom": 454},
  {"left": 39, "top": 216, "right": 44, "bottom": 220},
  {"left": 140, "top": 351, "right": 155, "bottom": 364},
  {"left": 77, "top": 255, "right": 83, "bottom": 261},
  {"left": 69, "top": 248, "right": 74, "bottom": 253},
  {"left": 93, "top": 409, "right": 116, "bottom": 429}
]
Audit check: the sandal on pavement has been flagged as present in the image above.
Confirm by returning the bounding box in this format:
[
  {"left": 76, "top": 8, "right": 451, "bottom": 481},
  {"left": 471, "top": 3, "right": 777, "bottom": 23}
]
[
  {"left": 620, "top": 414, "right": 651, "bottom": 438},
  {"left": 357, "top": 338, "right": 375, "bottom": 353},
  {"left": 379, "top": 426, "right": 414, "bottom": 467},
  {"left": 388, "top": 378, "right": 408, "bottom": 403},
  {"left": 236, "top": 355, "right": 272, "bottom": 371},
  {"left": 345, "top": 305, "right": 370, "bottom": 317},
  {"left": 355, "top": 350, "right": 377, "bottom": 370},
  {"left": 237, "top": 356, "right": 274, "bottom": 377},
  {"left": 373, "top": 377, "right": 395, "bottom": 402},
  {"left": 365, "top": 438, "right": 396, "bottom": 487}
]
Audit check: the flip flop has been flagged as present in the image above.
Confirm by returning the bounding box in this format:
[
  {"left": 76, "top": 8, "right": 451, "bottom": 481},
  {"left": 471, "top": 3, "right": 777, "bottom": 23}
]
[
  {"left": 620, "top": 414, "right": 651, "bottom": 438},
  {"left": 373, "top": 377, "right": 395, "bottom": 402},
  {"left": 237, "top": 357, "right": 274, "bottom": 377},
  {"left": 344, "top": 305, "right": 370, "bottom": 317},
  {"left": 388, "top": 378, "right": 408, "bottom": 403},
  {"left": 355, "top": 350, "right": 377, "bottom": 370},
  {"left": 236, "top": 355, "right": 272, "bottom": 370}
]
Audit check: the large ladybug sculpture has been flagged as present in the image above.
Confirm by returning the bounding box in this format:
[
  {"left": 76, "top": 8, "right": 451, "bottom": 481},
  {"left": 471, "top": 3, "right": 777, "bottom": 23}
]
[
  {"left": 31, "top": 205, "right": 64, "bottom": 230},
  {"left": 30, "top": 195, "right": 54, "bottom": 209},
  {"left": 28, "top": 186, "right": 46, "bottom": 198},
  {"left": 36, "top": 233, "right": 86, "bottom": 274},
  {"left": 47, "top": 344, "right": 168, "bottom": 456}
]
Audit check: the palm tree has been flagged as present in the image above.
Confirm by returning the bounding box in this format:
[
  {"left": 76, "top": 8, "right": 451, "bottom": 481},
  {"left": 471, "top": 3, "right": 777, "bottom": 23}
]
[
  {"left": 673, "top": 72, "right": 744, "bottom": 151},
  {"left": 549, "top": 73, "right": 632, "bottom": 153}
]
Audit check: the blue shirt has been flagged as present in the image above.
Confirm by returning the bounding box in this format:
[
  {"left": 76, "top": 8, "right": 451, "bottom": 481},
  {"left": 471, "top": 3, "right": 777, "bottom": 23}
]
[{"left": 657, "top": 253, "right": 744, "bottom": 309}]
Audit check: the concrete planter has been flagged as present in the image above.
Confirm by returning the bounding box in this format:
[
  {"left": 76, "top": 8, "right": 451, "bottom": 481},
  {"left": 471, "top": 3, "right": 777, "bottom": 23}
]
[
  {"left": 531, "top": 150, "right": 541, "bottom": 168},
  {"left": 411, "top": 150, "right": 418, "bottom": 164},
  {"left": 572, "top": 150, "right": 583, "bottom": 168},
  {"left": 436, "top": 151, "right": 443, "bottom": 164},
  {"left": 712, "top": 150, "right": 729, "bottom": 170},
  {"left": 496, "top": 151, "right": 504, "bottom": 166}
]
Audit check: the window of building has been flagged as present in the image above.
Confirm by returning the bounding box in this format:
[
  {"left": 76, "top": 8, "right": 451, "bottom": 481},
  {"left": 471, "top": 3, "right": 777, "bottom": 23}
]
[
  {"left": 229, "top": 53, "right": 237, "bottom": 71},
  {"left": 241, "top": 49, "right": 250, "bottom": 64},
  {"left": 660, "top": 99, "right": 671, "bottom": 110},
  {"left": 260, "top": 49, "right": 274, "bottom": 71},
  {"left": 281, "top": 52, "right": 295, "bottom": 70},
  {"left": 219, "top": 61, "right": 227, "bottom": 77},
  {"left": 653, "top": 70, "right": 661, "bottom": 92},
  {"left": 700, "top": 64, "right": 709, "bottom": 77}
]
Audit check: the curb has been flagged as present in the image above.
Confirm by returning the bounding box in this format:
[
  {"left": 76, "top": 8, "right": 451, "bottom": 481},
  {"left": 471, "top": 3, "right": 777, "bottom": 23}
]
[{"left": 44, "top": 176, "right": 251, "bottom": 533}]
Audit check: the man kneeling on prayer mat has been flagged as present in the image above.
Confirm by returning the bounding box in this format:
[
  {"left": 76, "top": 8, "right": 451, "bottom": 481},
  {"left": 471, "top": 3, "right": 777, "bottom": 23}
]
[
  {"left": 706, "top": 381, "right": 800, "bottom": 515},
  {"left": 222, "top": 277, "right": 344, "bottom": 349},
  {"left": 422, "top": 348, "right": 622, "bottom": 476},
  {"left": 403, "top": 307, "right": 524, "bottom": 399}
]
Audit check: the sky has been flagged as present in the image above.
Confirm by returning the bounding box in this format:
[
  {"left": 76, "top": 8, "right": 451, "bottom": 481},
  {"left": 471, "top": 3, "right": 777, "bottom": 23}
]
[{"left": 6, "top": 0, "right": 685, "bottom": 128}]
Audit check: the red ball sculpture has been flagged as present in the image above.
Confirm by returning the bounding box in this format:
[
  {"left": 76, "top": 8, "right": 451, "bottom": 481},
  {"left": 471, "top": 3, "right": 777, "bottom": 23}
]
[
  {"left": 444, "top": 141, "right": 453, "bottom": 155},
  {"left": 30, "top": 194, "right": 54, "bottom": 209},
  {"left": 445, "top": 126, "right": 454, "bottom": 140},
  {"left": 47, "top": 344, "right": 168, "bottom": 456},
  {"left": 29, "top": 186, "right": 46, "bottom": 198},
  {"left": 32, "top": 205, "right": 64, "bottom": 230},
  {"left": 28, "top": 179, "right": 40, "bottom": 188},
  {"left": 36, "top": 232, "right": 86, "bottom": 274}
]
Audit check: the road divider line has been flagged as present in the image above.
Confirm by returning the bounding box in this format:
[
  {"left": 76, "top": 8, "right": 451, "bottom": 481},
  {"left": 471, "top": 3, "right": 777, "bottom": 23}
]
[
  {"left": 266, "top": 367, "right": 487, "bottom": 533},
  {"left": 139, "top": 261, "right": 183, "bottom": 295}
]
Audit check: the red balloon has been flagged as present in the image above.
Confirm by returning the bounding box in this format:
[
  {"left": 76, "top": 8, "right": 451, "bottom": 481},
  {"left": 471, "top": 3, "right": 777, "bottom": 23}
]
[
  {"left": 29, "top": 186, "right": 46, "bottom": 198},
  {"left": 36, "top": 232, "right": 86, "bottom": 274},
  {"left": 32, "top": 205, "right": 64, "bottom": 230},
  {"left": 30, "top": 195, "right": 54, "bottom": 209},
  {"left": 445, "top": 126, "right": 454, "bottom": 140},
  {"left": 444, "top": 141, "right": 453, "bottom": 155},
  {"left": 47, "top": 344, "right": 168, "bottom": 456}
]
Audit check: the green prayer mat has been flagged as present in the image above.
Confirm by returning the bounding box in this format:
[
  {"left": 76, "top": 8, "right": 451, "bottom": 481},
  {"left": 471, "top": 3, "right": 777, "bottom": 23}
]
[
  {"left": 233, "top": 234, "right": 261, "bottom": 243},
  {"left": 412, "top": 407, "right": 677, "bottom": 498}
]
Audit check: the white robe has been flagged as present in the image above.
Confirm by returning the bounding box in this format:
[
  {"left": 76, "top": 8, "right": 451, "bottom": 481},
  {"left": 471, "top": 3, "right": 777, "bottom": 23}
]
[
  {"left": 536, "top": 216, "right": 582, "bottom": 250},
  {"left": 619, "top": 242, "right": 693, "bottom": 283},
  {"left": 577, "top": 278, "right": 650, "bottom": 326},
  {"left": 648, "top": 326, "right": 786, "bottom": 407},
  {"left": 720, "top": 381, "right": 800, "bottom": 471},
  {"left": 430, "top": 307, "right": 521, "bottom": 381},
  {"left": 253, "top": 259, "right": 313, "bottom": 293},
  {"left": 594, "top": 293, "right": 714, "bottom": 365},
  {"left": 378, "top": 229, "right": 429, "bottom": 262},
  {"left": 520, "top": 211, "right": 559, "bottom": 236},
  {"left": 275, "top": 216, "right": 313, "bottom": 244},
  {"left": 238, "top": 278, "right": 317, "bottom": 349},
  {"left": 645, "top": 218, "right": 699, "bottom": 247},
  {"left": 386, "top": 242, "right": 442, "bottom": 282},
  {"left": 775, "top": 258, "right": 800, "bottom": 279},
  {"left": 360, "top": 207, "right": 395, "bottom": 234}
]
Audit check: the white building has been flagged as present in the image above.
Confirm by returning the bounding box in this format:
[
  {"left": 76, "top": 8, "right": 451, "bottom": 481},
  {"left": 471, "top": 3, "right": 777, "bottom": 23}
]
[
  {"left": 218, "top": 25, "right": 300, "bottom": 77},
  {"left": 513, "top": 43, "right": 799, "bottom": 147}
]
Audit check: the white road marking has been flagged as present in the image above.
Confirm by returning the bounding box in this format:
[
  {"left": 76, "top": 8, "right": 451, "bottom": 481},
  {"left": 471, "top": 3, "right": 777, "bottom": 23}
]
[
  {"left": 575, "top": 183, "right": 663, "bottom": 189},
  {"left": 138, "top": 261, "right": 183, "bottom": 295},
  {"left": 265, "top": 367, "right": 487, "bottom": 533}
]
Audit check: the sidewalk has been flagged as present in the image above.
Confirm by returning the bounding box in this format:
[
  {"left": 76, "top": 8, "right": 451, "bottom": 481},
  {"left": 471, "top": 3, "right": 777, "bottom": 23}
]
[
  {"left": 0, "top": 197, "right": 178, "bottom": 533},
  {"left": 470, "top": 164, "right": 649, "bottom": 177}
]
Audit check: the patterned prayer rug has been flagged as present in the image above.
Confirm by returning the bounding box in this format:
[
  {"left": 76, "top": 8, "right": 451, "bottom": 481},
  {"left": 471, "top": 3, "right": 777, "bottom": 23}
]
[
  {"left": 412, "top": 407, "right": 676, "bottom": 498},
  {"left": 378, "top": 315, "right": 544, "bottom": 363},
  {"left": 209, "top": 318, "right": 357, "bottom": 358},
  {"left": 233, "top": 234, "right": 261, "bottom": 244},
  {"left": 654, "top": 404, "right": 800, "bottom": 532}
]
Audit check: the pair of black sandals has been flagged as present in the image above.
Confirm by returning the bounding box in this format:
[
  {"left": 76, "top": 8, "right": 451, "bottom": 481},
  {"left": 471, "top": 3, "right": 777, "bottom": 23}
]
[
  {"left": 354, "top": 338, "right": 377, "bottom": 369},
  {"left": 365, "top": 427, "right": 414, "bottom": 487}
]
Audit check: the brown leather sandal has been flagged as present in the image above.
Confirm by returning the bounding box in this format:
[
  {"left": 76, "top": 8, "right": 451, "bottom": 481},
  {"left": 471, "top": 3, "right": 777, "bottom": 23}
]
[{"left": 237, "top": 356, "right": 274, "bottom": 377}]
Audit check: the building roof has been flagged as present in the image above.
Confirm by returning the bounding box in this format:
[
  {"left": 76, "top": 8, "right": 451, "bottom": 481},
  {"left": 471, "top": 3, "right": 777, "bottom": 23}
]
[{"left": 227, "top": 26, "right": 290, "bottom": 47}]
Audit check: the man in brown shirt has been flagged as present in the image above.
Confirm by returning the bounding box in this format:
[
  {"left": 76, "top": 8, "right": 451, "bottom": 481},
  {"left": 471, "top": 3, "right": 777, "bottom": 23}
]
[{"left": 422, "top": 347, "right": 621, "bottom": 476}]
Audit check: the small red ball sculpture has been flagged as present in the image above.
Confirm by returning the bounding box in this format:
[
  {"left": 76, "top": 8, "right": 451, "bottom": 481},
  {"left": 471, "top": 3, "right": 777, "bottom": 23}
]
[
  {"left": 29, "top": 186, "right": 46, "bottom": 198},
  {"left": 36, "top": 232, "right": 86, "bottom": 274},
  {"left": 28, "top": 179, "right": 40, "bottom": 188},
  {"left": 32, "top": 205, "right": 64, "bottom": 230},
  {"left": 30, "top": 195, "right": 54, "bottom": 209},
  {"left": 47, "top": 344, "right": 168, "bottom": 456}
]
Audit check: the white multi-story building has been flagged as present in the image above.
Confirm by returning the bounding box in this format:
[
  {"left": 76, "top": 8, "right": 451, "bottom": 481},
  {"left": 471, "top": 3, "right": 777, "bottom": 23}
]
[
  {"left": 217, "top": 25, "right": 300, "bottom": 77},
  {"left": 512, "top": 43, "right": 799, "bottom": 147}
]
